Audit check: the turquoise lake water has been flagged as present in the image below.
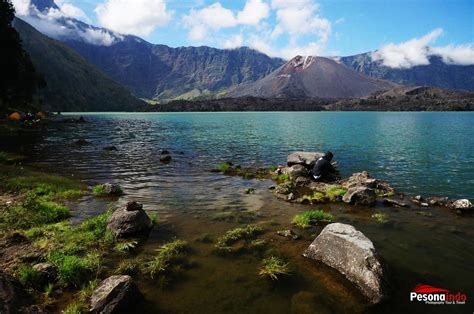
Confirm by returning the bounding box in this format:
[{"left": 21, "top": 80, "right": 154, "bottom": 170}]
[
  {"left": 43, "top": 111, "right": 474, "bottom": 199},
  {"left": 9, "top": 111, "right": 473, "bottom": 313}
]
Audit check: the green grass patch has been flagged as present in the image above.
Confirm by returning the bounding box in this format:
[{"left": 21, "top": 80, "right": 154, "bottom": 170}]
[
  {"left": 292, "top": 210, "right": 334, "bottom": 228},
  {"left": 63, "top": 301, "right": 87, "bottom": 314},
  {"left": 92, "top": 184, "right": 105, "bottom": 196},
  {"left": 271, "top": 173, "right": 289, "bottom": 183},
  {"left": 144, "top": 239, "right": 189, "bottom": 279},
  {"left": 215, "top": 225, "right": 263, "bottom": 253},
  {"left": 326, "top": 186, "right": 347, "bottom": 201},
  {"left": 216, "top": 162, "right": 232, "bottom": 172},
  {"left": 372, "top": 213, "right": 388, "bottom": 223},
  {"left": 17, "top": 264, "right": 41, "bottom": 287},
  {"left": 268, "top": 165, "right": 279, "bottom": 172},
  {"left": 116, "top": 259, "right": 141, "bottom": 276},
  {"left": 114, "top": 240, "right": 138, "bottom": 252},
  {"left": 259, "top": 256, "right": 290, "bottom": 280}
]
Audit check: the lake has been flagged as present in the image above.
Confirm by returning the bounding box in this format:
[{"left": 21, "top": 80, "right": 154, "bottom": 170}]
[{"left": 9, "top": 112, "right": 474, "bottom": 313}]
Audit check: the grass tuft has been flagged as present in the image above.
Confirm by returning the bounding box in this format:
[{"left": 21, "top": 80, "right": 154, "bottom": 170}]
[
  {"left": 259, "top": 256, "right": 290, "bottom": 280},
  {"left": 215, "top": 225, "right": 263, "bottom": 253},
  {"left": 144, "top": 239, "right": 189, "bottom": 279},
  {"left": 325, "top": 186, "right": 347, "bottom": 201},
  {"left": 271, "top": 173, "right": 289, "bottom": 183},
  {"left": 372, "top": 212, "right": 388, "bottom": 223},
  {"left": 216, "top": 162, "right": 232, "bottom": 172},
  {"left": 292, "top": 210, "right": 334, "bottom": 228}
]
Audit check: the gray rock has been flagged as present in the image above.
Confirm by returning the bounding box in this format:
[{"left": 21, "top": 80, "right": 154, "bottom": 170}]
[
  {"left": 342, "top": 187, "right": 376, "bottom": 206},
  {"left": 294, "top": 176, "right": 310, "bottom": 186},
  {"left": 303, "top": 223, "right": 386, "bottom": 304},
  {"left": 90, "top": 275, "right": 139, "bottom": 314},
  {"left": 107, "top": 202, "right": 152, "bottom": 238},
  {"left": 287, "top": 164, "right": 309, "bottom": 180},
  {"left": 102, "top": 183, "right": 123, "bottom": 196},
  {"left": 287, "top": 152, "right": 325, "bottom": 168},
  {"left": 103, "top": 145, "right": 118, "bottom": 151},
  {"left": 287, "top": 193, "right": 296, "bottom": 201},
  {"left": 382, "top": 198, "right": 408, "bottom": 208},
  {"left": 452, "top": 199, "right": 472, "bottom": 211},
  {"left": 160, "top": 150, "right": 172, "bottom": 162},
  {"left": 33, "top": 263, "right": 57, "bottom": 284}
]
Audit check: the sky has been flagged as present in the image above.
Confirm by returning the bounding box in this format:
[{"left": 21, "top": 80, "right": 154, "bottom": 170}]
[{"left": 11, "top": 0, "right": 474, "bottom": 65}]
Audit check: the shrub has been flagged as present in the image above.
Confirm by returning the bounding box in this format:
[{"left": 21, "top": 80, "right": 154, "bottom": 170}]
[
  {"left": 259, "top": 256, "right": 290, "bottom": 280},
  {"left": 92, "top": 184, "right": 106, "bottom": 196},
  {"left": 292, "top": 210, "right": 334, "bottom": 228}
]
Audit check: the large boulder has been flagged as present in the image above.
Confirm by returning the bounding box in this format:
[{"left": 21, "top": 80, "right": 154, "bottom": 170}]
[
  {"left": 287, "top": 164, "right": 309, "bottom": 180},
  {"left": 33, "top": 263, "right": 57, "bottom": 285},
  {"left": 0, "top": 271, "right": 28, "bottom": 313},
  {"left": 107, "top": 201, "right": 152, "bottom": 238},
  {"left": 452, "top": 199, "right": 472, "bottom": 210},
  {"left": 90, "top": 275, "right": 139, "bottom": 313},
  {"left": 287, "top": 152, "right": 325, "bottom": 168},
  {"left": 342, "top": 186, "right": 376, "bottom": 206},
  {"left": 303, "top": 223, "right": 387, "bottom": 304}
]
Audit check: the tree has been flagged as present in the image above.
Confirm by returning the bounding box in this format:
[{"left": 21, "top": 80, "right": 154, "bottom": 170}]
[{"left": 0, "top": 0, "right": 43, "bottom": 113}]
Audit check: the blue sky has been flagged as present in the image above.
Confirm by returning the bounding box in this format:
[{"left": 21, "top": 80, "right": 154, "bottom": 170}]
[{"left": 13, "top": 0, "right": 474, "bottom": 62}]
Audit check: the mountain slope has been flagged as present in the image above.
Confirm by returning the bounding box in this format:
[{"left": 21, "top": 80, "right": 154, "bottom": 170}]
[
  {"left": 13, "top": 18, "right": 145, "bottom": 111},
  {"left": 64, "top": 39, "right": 284, "bottom": 100},
  {"left": 340, "top": 53, "right": 474, "bottom": 91},
  {"left": 227, "top": 56, "right": 396, "bottom": 98}
]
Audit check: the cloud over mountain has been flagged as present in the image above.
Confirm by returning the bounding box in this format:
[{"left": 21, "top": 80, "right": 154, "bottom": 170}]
[{"left": 371, "top": 28, "right": 474, "bottom": 68}]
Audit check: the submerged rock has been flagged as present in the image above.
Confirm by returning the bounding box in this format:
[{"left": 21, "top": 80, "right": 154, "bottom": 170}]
[
  {"left": 287, "top": 152, "right": 325, "bottom": 168},
  {"left": 382, "top": 198, "right": 408, "bottom": 208},
  {"left": 277, "top": 229, "right": 300, "bottom": 240},
  {"left": 342, "top": 186, "right": 376, "bottom": 206},
  {"left": 107, "top": 201, "right": 152, "bottom": 238},
  {"left": 303, "top": 223, "right": 387, "bottom": 304},
  {"left": 90, "top": 275, "right": 139, "bottom": 313},
  {"left": 103, "top": 145, "right": 118, "bottom": 151},
  {"left": 160, "top": 150, "right": 172, "bottom": 163}
]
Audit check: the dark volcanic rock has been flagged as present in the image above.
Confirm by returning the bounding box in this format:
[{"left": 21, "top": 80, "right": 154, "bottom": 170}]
[
  {"left": 303, "top": 223, "right": 387, "bottom": 304},
  {"left": 107, "top": 202, "right": 152, "bottom": 238},
  {"left": 33, "top": 263, "right": 57, "bottom": 284},
  {"left": 103, "top": 145, "right": 118, "bottom": 151},
  {"left": 101, "top": 183, "right": 123, "bottom": 196},
  {"left": 90, "top": 275, "right": 139, "bottom": 313},
  {"left": 0, "top": 271, "right": 28, "bottom": 313}
]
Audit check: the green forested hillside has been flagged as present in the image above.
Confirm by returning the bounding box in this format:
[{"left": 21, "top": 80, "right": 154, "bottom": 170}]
[{"left": 13, "top": 18, "right": 145, "bottom": 111}]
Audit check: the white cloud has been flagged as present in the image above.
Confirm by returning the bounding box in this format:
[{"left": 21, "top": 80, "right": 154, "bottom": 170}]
[
  {"left": 223, "top": 34, "right": 243, "bottom": 49},
  {"left": 372, "top": 28, "right": 474, "bottom": 68},
  {"left": 184, "top": 0, "right": 331, "bottom": 59},
  {"left": 430, "top": 45, "right": 474, "bottom": 66},
  {"left": 95, "top": 0, "right": 172, "bottom": 36},
  {"left": 371, "top": 29, "right": 442, "bottom": 68},
  {"left": 237, "top": 0, "right": 270, "bottom": 26},
  {"left": 11, "top": 0, "right": 31, "bottom": 15},
  {"left": 183, "top": 0, "right": 269, "bottom": 41},
  {"left": 57, "top": 3, "right": 89, "bottom": 21}
]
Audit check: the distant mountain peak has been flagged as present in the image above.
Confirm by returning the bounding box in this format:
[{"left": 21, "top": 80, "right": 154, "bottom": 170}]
[{"left": 285, "top": 55, "right": 317, "bottom": 72}]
